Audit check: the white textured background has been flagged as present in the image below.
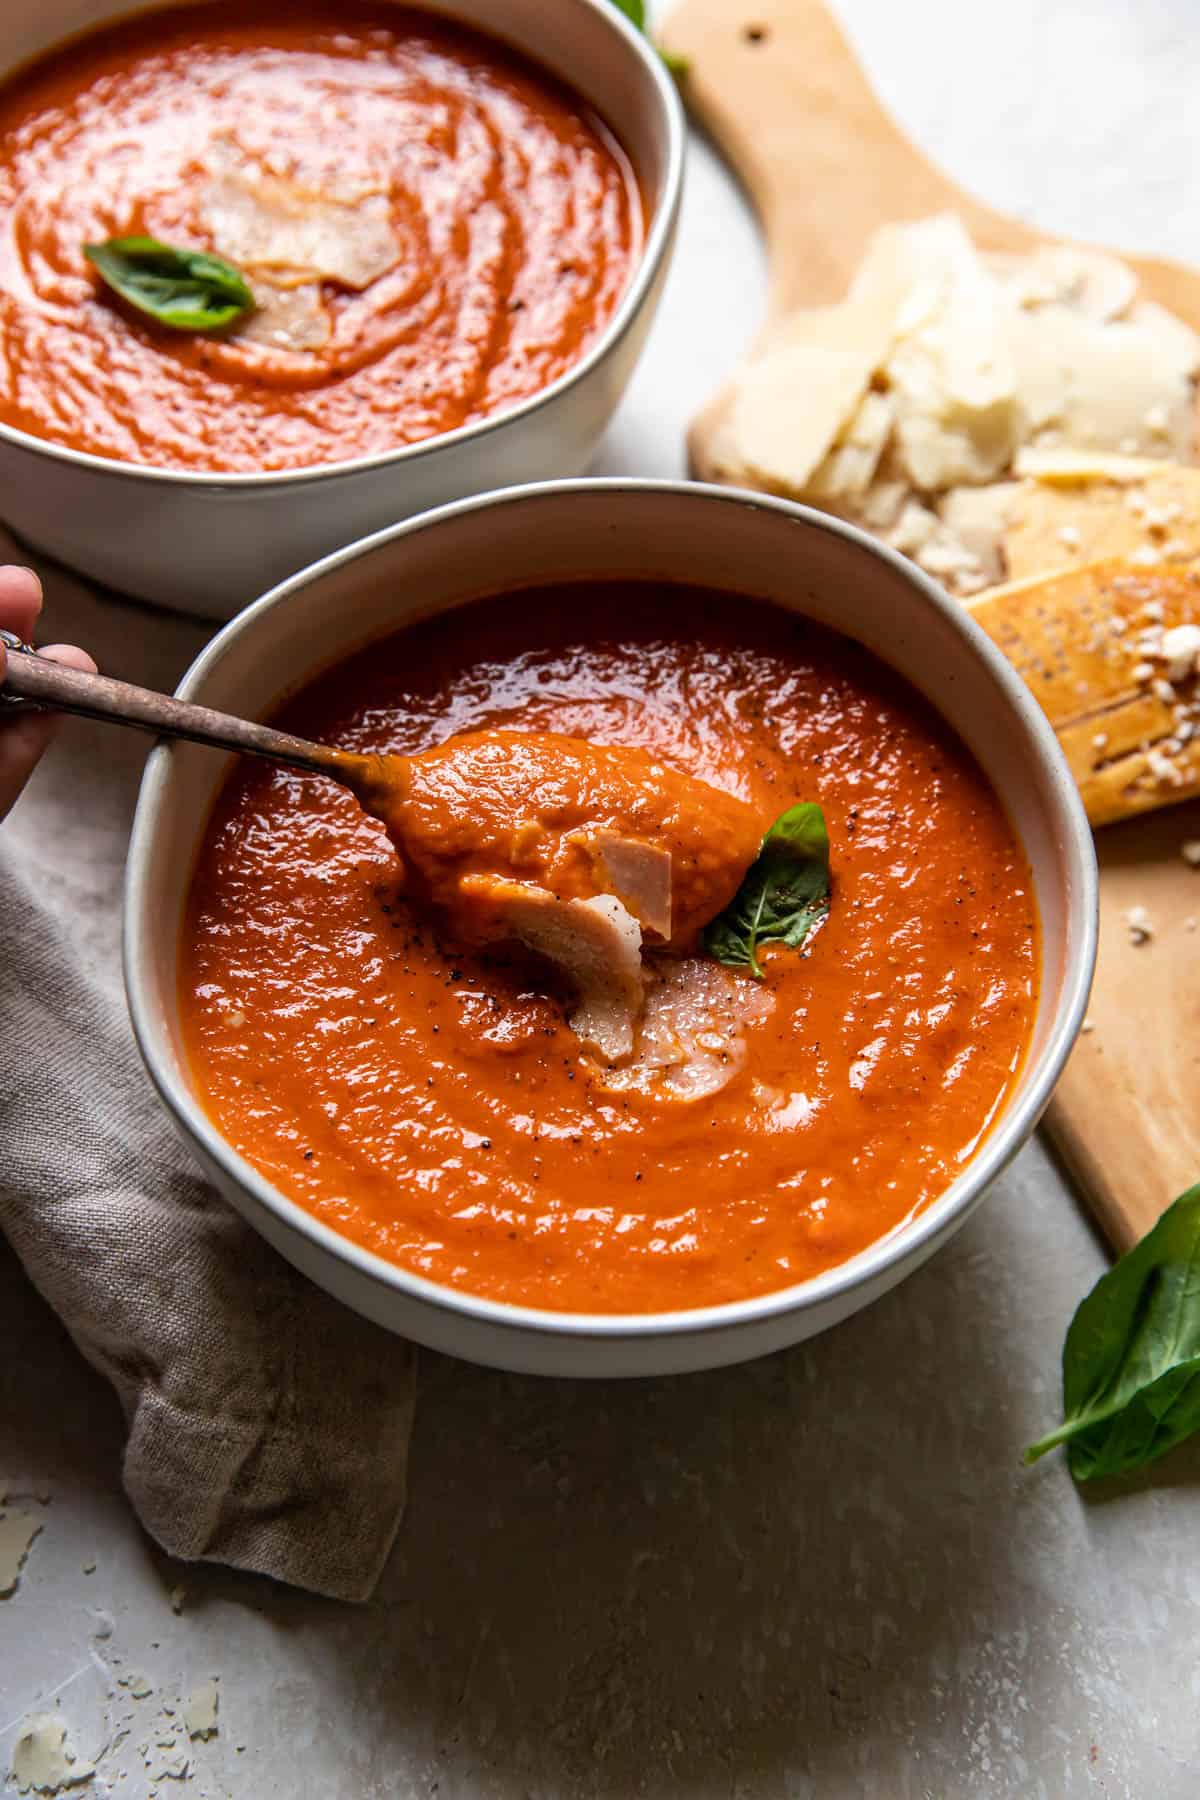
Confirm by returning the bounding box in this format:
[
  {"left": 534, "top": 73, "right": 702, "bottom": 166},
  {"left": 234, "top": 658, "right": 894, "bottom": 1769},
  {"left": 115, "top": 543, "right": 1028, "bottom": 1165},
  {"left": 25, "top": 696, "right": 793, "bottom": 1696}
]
[{"left": 4, "top": 3, "right": 1200, "bottom": 1796}]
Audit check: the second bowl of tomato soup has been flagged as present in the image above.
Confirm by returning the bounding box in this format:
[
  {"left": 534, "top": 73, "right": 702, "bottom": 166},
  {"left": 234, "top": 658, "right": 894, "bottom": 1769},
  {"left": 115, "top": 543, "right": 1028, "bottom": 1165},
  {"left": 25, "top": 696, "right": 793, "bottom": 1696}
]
[
  {"left": 125, "top": 483, "right": 1097, "bottom": 1376},
  {"left": 0, "top": 1, "right": 681, "bottom": 614}
]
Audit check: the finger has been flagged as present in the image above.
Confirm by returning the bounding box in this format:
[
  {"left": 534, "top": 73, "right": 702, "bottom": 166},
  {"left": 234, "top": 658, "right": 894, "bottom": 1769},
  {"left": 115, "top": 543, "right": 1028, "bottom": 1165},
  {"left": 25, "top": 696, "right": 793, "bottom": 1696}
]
[
  {"left": 37, "top": 643, "right": 98, "bottom": 676},
  {"left": 0, "top": 640, "right": 96, "bottom": 822},
  {"left": 0, "top": 565, "right": 44, "bottom": 640}
]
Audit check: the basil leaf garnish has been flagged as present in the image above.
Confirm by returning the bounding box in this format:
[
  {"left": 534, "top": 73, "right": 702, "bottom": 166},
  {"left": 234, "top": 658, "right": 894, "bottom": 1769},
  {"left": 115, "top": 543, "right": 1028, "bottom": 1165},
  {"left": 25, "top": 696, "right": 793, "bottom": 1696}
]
[
  {"left": 84, "top": 237, "right": 254, "bottom": 333},
  {"left": 703, "top": 802, "right": 831, "bottom": 979},
  {"left": 1026, "top": 1184, "right": 1200, "bottom": 1480},
  {"left": 606, "top": 0, "right": 689, "bottom": 76}
]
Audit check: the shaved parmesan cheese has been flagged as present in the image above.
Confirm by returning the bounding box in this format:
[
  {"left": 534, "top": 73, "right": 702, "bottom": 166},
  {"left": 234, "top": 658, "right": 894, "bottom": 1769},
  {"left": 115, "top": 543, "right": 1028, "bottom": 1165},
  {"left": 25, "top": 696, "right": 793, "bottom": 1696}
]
[
  {"left": 806, "top": 388, "right": 893, "bottom": 502},
  {"left": 1010, "top": 306, "right": 1198, "bottom": 461},
  {"left": 937, "top": 482, "right": 1020, "bottom": 584},
  {"left": 719, "top": 341, "right": 883, "bottom": 496},
  {"left": 716, "top": 212, "right": 1200, "bottom": 596},
  {"left": 1011, "top": 446, "right": 1154, "bottom": 484},
  {"left": 466, "top": 879, "right": 645, "bottom": 1063},
  {"left": 713, "top": 240, "right": 916, "bottom": 496},
  {"left": 994, "top": 244, "right": 1139, "bottom": 321},
  {"left": 601, "top": 956, "right": 774, "bottom": 1102},
  {"left": 200, "top": 137, "right": 399, "bottom": 291},
  {"left": 581, "top": 833, "right": 673, "bottom": 941},
  {"left": 239, "top": 279, "right": 331, "bottom": 352},
  {"left": 886, "top": 218, "right": 1018, "bottom": 488}
]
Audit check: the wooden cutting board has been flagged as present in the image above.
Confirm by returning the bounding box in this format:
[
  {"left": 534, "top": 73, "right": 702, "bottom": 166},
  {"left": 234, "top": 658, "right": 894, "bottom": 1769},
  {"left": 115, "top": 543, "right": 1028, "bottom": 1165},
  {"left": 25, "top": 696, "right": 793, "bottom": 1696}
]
[{"left": 660, "top": 0, "right": 1200, "bottom": 1251}]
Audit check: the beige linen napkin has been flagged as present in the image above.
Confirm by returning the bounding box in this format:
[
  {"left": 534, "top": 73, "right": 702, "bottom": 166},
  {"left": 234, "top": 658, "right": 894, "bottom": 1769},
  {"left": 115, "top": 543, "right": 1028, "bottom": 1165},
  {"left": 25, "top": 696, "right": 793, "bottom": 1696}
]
[{"left": 0, "top": 540, "right": 416, "bottom": 1603}]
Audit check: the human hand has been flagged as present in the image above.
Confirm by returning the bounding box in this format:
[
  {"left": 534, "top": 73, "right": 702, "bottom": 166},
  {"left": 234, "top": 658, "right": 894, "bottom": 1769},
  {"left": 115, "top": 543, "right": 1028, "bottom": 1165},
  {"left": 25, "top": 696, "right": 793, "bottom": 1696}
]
[{"left": 0, "top": 565, "right": 96, "bottom": 822}]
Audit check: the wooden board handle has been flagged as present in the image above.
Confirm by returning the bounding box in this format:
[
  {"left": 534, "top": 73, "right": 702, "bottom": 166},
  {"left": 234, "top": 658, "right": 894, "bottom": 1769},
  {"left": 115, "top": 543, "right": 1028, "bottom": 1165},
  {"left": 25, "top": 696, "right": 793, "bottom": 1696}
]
[
  {"left": 661, "top": 0, "right": 1036, "bottom": 321},
  {"left": 663, "top": 0, "right": 1200, "bottom": 323}
]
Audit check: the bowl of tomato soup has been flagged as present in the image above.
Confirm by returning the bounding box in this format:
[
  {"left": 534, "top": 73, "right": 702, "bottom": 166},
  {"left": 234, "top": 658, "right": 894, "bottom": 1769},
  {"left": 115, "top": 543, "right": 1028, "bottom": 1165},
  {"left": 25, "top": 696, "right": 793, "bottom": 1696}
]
[
  {"left": 0, "top": 1, "right": 680, "bottom": 617},
  {"left": 126, "top": 482, "right": 1097, "bottom": 1377}
]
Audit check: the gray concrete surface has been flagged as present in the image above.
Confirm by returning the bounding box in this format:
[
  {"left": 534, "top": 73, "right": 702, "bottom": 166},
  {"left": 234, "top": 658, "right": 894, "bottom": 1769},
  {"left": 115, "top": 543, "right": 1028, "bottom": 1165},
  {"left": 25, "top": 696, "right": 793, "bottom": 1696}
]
[{"left": 4, "top": 2, "right": 1200, "bottom": 1794}]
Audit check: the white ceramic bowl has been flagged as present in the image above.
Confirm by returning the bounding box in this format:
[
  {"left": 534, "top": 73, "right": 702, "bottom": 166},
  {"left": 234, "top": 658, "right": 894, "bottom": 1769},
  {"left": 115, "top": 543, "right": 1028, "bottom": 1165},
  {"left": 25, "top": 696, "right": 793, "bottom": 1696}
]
[
  {"left": 0, "top": 1, "right": 683, "bottom": 619},
  {"left": 125, "top": 481, "right": 1098, "bottom": 1377}
]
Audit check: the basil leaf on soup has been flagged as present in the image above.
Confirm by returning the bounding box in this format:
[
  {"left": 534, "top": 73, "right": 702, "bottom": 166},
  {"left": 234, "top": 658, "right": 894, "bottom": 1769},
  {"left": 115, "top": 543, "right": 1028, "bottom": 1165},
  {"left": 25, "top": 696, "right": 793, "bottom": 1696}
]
[
  {"left": 84, "top": 237, "right": 255, "bottom": 333},
  {"left": 703, "top": 802, "right": 831, "bottom": 979},
  {"left": 1025, "top": 1184, "right": 1200, "bottom": 1481}
]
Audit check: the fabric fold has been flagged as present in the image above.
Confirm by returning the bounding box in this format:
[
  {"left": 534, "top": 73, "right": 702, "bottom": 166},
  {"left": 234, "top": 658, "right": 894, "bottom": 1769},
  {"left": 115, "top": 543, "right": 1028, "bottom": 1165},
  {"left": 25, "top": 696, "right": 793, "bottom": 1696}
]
[{"left": 0, "top": 544, "right": 416, "bottom": 1602}]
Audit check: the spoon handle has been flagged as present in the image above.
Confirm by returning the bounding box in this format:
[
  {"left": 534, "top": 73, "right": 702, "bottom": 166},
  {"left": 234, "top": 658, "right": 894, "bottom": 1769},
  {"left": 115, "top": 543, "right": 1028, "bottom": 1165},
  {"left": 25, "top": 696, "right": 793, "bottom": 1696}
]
[{"left": 0, "top": 630, "right": 352, "bottom": 783}]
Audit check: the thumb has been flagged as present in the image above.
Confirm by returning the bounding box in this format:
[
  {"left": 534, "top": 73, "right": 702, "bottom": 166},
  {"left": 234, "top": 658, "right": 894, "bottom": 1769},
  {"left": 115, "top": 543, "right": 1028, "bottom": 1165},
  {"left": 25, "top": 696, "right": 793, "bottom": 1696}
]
[{"left": 0, "top": 642, "right": 97, "bottom": 823}]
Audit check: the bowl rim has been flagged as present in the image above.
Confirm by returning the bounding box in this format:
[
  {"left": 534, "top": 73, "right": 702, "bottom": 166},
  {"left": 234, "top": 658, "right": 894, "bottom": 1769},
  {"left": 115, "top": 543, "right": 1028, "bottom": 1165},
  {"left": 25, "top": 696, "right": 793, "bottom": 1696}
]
[
  {"left": 124, "top": 478, "right": 1099, "bottom": 1344},
  {"left": 0, "top": 0, "right": 685, "bottom": 491}
]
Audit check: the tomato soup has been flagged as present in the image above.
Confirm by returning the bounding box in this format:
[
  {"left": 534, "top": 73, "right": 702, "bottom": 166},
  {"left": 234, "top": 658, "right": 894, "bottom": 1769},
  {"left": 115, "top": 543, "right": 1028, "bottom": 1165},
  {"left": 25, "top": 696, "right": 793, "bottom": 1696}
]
[
  {"left": 180, "top": 585, "right": 1038, "bottom": 1314},
  {"left": 0, "top": 3, "right": 640, "bottom": 472}
]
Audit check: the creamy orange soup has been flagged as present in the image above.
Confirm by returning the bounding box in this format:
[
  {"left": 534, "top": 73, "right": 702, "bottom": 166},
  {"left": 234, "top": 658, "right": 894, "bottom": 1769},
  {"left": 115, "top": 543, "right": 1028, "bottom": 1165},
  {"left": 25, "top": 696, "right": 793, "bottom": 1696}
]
[
  {"left": 0, "top": 3, "right": 640, "bottom": 471},
  {"left": 181, "top": 584, "right": 1038, "bottom": 1314}
]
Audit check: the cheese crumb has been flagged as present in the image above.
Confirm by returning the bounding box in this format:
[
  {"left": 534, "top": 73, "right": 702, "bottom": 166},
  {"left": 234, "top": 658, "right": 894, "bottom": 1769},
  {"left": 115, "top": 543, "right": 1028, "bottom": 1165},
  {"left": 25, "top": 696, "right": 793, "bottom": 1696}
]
[
  {"left": 1182, "top": 840, "right": 1200, "bottom": 867},
  {"left": 1160, "top": 623, "right": 1200, "bottom": 682},
  {"left": 185, "top": 1679, "right": 219, "bottom": 1742},
  {"left": 0, "top": 1509, "right": 42, "bottom": 1598},
  {"left": 1146, "top": 746, "right": 1183, "bottom": 786},
  {"left": 1126, "top": 905, "right": 1154, "bottom": 944},
  {"left": 9, "top": 1715, "right": 95, "bottom": 1793}
]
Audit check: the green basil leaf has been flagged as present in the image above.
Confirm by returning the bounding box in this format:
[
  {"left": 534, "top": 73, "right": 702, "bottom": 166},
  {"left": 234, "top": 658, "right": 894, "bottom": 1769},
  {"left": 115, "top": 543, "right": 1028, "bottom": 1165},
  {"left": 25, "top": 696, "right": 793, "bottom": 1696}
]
[
  {"left": 1025, "top": 1183, "right": 1200, "bottom": 1479},
  {"left": 703, "top": 802, "right": 831, "bottom": 979},
  {"left": 84, "top": 237, "right": 254, "bottom": 333},
  {"left": 605, "top": 0, "right": 688, "bottom": 78}
]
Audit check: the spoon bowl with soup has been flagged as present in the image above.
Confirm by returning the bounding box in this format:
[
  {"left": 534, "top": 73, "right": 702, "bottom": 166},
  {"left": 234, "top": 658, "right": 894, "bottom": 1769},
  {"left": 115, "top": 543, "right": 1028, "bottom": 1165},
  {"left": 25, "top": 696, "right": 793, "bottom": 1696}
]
[{"left": 2, "top": 636, "right": 770, "bottom": 1063}]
